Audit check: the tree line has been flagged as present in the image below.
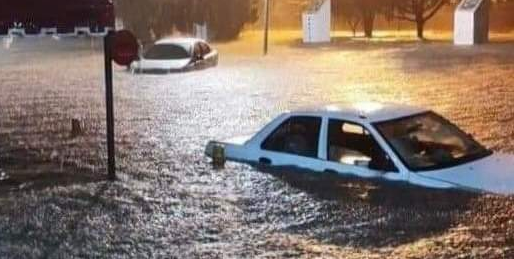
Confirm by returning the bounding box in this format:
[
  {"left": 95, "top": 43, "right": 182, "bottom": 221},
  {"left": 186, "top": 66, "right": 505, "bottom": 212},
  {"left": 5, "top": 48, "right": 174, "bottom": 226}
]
[
  {"left": 115, "top": 0, "right": 514, "bottom": 43},
  {"left": 115, "top": 0, "right": 259, "bottom": 42},
  {"left": 332, "top": 0, "right": 513, "bottom": 39}
]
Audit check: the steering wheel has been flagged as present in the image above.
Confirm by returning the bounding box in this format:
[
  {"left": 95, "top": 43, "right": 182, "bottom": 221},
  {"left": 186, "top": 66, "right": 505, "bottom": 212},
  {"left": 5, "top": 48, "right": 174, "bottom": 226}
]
[{"left": 425, "top": 145, "right": 453, "bottom": 163}]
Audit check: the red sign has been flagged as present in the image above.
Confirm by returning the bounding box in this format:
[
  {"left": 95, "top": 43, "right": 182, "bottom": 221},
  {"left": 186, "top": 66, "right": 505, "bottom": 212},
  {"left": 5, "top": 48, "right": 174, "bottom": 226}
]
[{"left": 111, "top": 30, "right": 139, "bottom": 66}]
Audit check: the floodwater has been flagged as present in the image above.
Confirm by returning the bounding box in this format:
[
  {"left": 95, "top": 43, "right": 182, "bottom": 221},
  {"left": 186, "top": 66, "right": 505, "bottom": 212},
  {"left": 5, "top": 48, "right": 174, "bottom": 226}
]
[{"left": 1, "top": 32, "right": 514, "bottom": 258}]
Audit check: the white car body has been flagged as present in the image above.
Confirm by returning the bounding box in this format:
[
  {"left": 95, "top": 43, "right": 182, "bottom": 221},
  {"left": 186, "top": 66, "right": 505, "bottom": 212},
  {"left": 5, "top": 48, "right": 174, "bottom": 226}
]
[
  {"left": 131, "top": 38, "right": 218, "bottom": 73},
  {"left": 206, "top": 103, "right": 514, "bottom": 195}
]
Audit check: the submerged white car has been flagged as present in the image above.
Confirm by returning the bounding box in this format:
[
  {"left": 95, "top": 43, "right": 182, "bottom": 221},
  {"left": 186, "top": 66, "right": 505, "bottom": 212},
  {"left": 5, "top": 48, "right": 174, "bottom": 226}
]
[
  {"left": 130, "top": 38, "right": 218, "bottom": 73},
  {"left": 206, "top": 103, "right": 514, "bottom": 195}
]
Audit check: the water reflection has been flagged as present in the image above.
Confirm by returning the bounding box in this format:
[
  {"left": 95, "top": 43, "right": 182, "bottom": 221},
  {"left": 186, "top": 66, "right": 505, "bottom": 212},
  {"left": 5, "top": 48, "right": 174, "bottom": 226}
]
[{"left": 1, "top": 30, "right": 514, "bottom": 257}]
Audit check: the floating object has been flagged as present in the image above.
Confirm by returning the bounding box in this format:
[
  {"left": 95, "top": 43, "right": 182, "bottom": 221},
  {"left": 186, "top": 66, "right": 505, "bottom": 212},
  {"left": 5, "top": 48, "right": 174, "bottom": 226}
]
[
  {"left": 71, "top": 118, "right": 83, "bottom": 137},
  {"left": 211, "top": 143, "right": 226, "bottom": 169}
]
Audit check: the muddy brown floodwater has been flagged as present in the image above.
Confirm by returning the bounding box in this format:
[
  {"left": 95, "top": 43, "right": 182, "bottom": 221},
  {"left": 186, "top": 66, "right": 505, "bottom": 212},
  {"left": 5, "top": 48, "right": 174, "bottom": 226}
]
[{"left": 1, "top": 32, "right": 514, "bottom": 258}]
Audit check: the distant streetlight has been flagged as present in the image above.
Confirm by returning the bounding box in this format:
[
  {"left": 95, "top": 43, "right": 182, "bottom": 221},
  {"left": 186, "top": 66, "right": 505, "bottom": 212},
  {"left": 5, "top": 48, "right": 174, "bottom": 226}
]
[{"left": 263, "top": 0, "right": 271, "bottom": 55}]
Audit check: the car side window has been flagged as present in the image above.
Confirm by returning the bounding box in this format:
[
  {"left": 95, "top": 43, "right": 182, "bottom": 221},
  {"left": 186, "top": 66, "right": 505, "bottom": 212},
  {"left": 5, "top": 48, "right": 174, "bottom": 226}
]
[
  {"left": 199, "top": 43, "right": 211, "bottom": 55},
  {"left": 328, "top": 120, "right": 391, "bottom": 170},
  {"left": 262, "top": 116, "right": 322, "bottom": 158}
]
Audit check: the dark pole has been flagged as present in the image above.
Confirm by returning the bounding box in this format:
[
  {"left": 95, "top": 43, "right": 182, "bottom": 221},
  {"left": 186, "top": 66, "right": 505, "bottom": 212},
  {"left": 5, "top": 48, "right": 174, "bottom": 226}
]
[
  {"left": 264, "top": 0, "right": 270, "bottom": 55},
  {"left": 104, "top": 31, "right": 116, "bottom": 181}
]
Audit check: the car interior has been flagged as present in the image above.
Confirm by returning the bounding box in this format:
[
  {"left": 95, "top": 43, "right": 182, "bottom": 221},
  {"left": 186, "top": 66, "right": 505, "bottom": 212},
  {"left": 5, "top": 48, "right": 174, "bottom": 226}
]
[
  {"left": 262, "top": 116, "right": 321, "bottom": 158},
  {"left": 328, "top": 120, "right": 388, "bottom": 168}
]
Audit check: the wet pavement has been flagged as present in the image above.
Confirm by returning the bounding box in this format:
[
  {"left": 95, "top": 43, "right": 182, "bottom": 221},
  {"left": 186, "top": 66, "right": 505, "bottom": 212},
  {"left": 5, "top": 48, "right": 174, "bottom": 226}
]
[{"left": 1, "top": 33, "right": 514, "bottom": 258}]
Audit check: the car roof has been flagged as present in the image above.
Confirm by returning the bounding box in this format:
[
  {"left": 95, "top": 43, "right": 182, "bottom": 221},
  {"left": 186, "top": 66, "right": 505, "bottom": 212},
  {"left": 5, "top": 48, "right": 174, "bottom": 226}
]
[
  {"left": 290, "top": 102, "right": 429, "bottom": 123},
  {"left": 155, "top": 37, "right": 205, "bottom": 46}
]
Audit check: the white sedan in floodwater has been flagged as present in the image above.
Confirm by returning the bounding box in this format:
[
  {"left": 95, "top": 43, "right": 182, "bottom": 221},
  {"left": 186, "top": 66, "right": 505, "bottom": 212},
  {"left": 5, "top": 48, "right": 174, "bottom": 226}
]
[
  {"left": 206, "top": 103, "right": 514, "bottom": 195},
  {"left": 130, "top": 38, "right": 218, "bottom": 73}
]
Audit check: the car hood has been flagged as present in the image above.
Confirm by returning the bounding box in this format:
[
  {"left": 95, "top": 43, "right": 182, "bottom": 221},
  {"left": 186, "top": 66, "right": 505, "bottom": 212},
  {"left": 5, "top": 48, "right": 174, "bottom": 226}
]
[
  {"left": 417, "top": 153, "right": 514, "bottom": 195},
  {"left": 134, "top": 58, "right": 192, "bottom": 70}
]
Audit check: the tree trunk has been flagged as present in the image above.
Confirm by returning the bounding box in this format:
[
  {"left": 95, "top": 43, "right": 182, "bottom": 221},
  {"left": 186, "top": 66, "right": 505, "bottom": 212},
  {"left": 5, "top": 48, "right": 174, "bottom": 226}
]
[
  {"left": 363, "top": 14, "right": 375, "bottom": 38},
  {"left": 415, "top": 9, "right": 425, "bottom": 39},
  {"left": 348, "top": 21, "right": 358, "bottom": 37},
  {"left": 416, "top": 19, "right": 424, "bottom": 39}
]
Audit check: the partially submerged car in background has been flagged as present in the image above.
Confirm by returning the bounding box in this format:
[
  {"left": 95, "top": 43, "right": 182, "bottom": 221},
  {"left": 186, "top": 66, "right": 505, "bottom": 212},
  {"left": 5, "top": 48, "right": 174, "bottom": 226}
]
[
  {"left": 206, "top": 103, "right": 514, "bottom": 195},
  {"left": 130, "top": 38, "right": 218, "bottom": 73}
]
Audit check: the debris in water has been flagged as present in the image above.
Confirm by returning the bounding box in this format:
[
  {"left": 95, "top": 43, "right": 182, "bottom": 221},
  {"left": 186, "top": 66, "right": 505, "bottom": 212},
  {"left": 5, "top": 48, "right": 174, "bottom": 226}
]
[{"left": 71, "top": 118, "right": 83, "bottom": 137}]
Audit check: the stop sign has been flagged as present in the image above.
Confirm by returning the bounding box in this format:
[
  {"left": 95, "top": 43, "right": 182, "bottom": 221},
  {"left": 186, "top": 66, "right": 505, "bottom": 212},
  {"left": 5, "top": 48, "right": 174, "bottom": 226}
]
[{"left": 111, "top": 30, "right": 138, "bottom": 66}]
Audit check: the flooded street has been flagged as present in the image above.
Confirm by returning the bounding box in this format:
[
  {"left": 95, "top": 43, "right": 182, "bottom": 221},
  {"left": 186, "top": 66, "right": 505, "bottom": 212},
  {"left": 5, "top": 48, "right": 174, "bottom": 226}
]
[{"left": 1, "top": 32, "right": 514, "bottom": 258}]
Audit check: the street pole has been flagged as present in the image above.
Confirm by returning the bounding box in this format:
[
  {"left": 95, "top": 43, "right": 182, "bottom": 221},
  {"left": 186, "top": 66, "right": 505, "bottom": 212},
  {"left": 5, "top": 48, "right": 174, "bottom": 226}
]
[
  {"left": 104, "top": 31, "right": 116, "bottom": 181},
  {"left": 264, "top": 0, "right": 270, "bottom": 55}
]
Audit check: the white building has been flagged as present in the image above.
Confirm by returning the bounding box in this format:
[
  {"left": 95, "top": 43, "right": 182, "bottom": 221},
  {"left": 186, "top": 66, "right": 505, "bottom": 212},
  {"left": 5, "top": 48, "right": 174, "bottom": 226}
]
[
  {"left": 302, "top": 0, "right": 331, "bottom": 43},
  {"left": 454, "top": 0, "right": 490, "bottom": 45},
  {"left": 194, "top": 23, "right": 208, "bottom": 40}
]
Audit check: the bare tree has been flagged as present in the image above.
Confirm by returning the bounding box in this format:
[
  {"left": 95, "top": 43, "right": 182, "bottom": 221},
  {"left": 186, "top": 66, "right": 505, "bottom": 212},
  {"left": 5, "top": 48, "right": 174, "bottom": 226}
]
[
  {"left": 358, "top": 0, "right": 380, "bottom": 38},
  {"left": 390, "top": 0, "right": 448, "bottom": 39},
  {"left": 332, "top": 0, "right": 362, "bottom": 37},
  {"left": 332, "top": 0, "right": 382, "bottom": 38}
]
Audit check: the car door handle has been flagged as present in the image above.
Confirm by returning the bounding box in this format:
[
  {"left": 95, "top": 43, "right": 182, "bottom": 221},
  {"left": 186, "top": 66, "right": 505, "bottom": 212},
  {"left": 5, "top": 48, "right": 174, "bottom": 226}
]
[{"left": 259, "top": 157, "right": 272, "bottom": 165}]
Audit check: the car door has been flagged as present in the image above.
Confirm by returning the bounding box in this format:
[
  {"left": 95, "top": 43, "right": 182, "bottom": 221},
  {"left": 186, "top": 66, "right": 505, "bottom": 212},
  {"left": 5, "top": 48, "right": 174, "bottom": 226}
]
[
  {"left": 323, "top": 119, "right": 402, "bottom": 181},
  {"left": 257, "top": 116, "right": 326, "bottom": 172}
]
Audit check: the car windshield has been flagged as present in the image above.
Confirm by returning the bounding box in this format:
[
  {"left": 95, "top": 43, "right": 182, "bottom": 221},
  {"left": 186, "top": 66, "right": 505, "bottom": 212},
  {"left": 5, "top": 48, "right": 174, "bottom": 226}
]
[
  {"left": 374, "top": 112, "right": 491, "bottom": 171},
  {"left": 144, "top": 44, "right": 190, "bottom": 60}
]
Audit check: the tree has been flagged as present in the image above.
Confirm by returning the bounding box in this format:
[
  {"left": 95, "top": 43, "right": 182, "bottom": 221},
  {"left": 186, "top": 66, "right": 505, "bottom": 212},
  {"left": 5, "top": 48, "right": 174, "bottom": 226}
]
[
  {"left": 115, "top": 0, "right": 259, "bottom": 42},
  {"left": 390, "top": 0, "right": 448, "bottom": 39},
  {"left": 332, "top": 0, "right": 362, "bottom": 37},
  {"left": 358, "top": 0, "right": 380, "bottom": 38},
  {"left": 331, "top": 0, "right": 383, "bottom": 38}
]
